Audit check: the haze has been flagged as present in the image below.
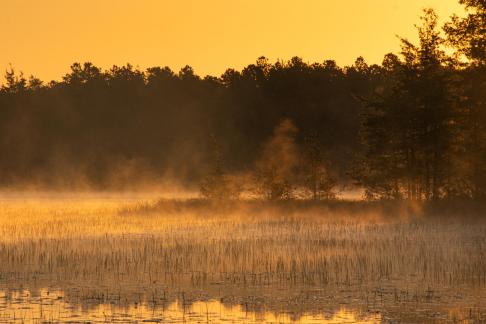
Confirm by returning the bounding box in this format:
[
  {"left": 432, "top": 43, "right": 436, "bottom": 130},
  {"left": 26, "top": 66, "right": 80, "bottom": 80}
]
[{"left": 1, "top": 0, "right": 463, "bottom": 81}]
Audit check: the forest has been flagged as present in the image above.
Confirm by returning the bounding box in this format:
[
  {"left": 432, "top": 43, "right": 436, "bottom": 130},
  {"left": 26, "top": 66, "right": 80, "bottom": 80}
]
[{"left": 0, "top": 1, "right": 484, "bottom": 201}]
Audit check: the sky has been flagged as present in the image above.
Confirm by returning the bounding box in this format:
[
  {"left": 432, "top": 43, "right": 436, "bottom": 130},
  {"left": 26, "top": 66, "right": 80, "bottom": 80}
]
[{"left": 1, "top": 0, "right": 464, "bottom": 82}]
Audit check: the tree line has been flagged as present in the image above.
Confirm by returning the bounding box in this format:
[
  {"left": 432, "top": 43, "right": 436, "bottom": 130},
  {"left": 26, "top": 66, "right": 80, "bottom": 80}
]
[
  {"left": 0, "top": 0, "right": 484, "bottom": 201},
  {"left": 355, "top": 3, "right": 485, "bottom": 201}
]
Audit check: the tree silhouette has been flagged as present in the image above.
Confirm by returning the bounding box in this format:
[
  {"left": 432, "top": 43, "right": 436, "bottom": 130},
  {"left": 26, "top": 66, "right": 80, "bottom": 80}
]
[
  {"left": 0, "top": 0, "right": 483, "bottom": 200},
  {"left": 355, "top": 9, "right": 455, "bottom": 200},
  {"left": 444, "top": 0, "right": 486, "bottom": 64},
  {"left": 444, "top": 0, "right": 486, "bottom": 199},
  {"left": 302, "top": 132, "right": 336, "bottom": 200},
  {"left": 200, "top": 135, "right": 242, "bottom": 200}
]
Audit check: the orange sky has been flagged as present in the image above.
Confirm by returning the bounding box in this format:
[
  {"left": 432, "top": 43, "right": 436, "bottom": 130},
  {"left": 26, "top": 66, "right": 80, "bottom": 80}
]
[{"left": 1, "top": 0, "right": 464, "bottom": 81}]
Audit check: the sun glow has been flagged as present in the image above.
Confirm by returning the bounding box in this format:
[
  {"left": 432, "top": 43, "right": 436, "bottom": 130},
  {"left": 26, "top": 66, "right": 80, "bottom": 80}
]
[{"left": 1, "top": 0, "right": 463, "bottom": 81}]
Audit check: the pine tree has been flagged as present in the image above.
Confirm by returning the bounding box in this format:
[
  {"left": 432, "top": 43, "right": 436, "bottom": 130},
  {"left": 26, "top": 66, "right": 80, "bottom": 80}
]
[
  {"left": 200, "top": 135, "right": 241, "bottom": 200},
  {"left": 444, "top": 0, "right": 486, "bottom": 199},
  {"left": 302, "top": 132, "right": 337, "bottom": 200},
  {"left": 356, "top": 9, "right": 455, "bottom": 201}
]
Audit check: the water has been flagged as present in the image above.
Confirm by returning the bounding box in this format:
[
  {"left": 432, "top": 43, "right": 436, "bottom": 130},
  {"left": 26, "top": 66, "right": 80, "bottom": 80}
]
[{"left": 0, "top": 289, "right": 381, "bottom": 323}]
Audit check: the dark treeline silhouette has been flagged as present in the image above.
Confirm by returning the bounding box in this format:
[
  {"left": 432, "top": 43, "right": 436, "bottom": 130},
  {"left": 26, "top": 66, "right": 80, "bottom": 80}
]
[
  {"left": 0, "top": 1, "right": 484, "bottom": 201},
  {"left": 354, "top": 4, "right": 485, "bottom": 201}
]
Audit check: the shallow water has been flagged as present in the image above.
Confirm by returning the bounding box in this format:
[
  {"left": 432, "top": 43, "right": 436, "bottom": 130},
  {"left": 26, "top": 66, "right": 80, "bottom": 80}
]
[
  {"left": 0, "top": 289, "right": 382, "bottom": 323},
  {"left": 1, "top": 285, "right": 485, "bottom": 323}
]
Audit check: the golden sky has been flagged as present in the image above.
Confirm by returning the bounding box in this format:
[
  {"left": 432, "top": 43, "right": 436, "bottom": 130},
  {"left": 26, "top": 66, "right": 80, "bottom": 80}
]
[{"left": 1, "top": 0, "right": 464, "bottom": 81}]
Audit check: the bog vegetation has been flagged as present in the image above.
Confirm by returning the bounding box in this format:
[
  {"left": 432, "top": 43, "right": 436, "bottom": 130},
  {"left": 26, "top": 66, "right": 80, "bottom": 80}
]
[{"left": 0, "top": 197, "right": 485, "bottom": 322}]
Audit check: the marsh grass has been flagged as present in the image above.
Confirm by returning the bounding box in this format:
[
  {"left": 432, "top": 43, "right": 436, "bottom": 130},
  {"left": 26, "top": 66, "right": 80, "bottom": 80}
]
[{"left": 0, "top": 195, "right": 485, "bottom": 322}]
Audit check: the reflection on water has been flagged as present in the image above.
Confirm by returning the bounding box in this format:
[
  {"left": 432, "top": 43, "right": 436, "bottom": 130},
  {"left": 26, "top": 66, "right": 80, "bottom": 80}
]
[{"left": 0, "top": 289, "right": 381, "bottom": 323}]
